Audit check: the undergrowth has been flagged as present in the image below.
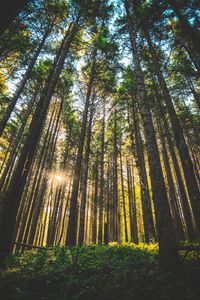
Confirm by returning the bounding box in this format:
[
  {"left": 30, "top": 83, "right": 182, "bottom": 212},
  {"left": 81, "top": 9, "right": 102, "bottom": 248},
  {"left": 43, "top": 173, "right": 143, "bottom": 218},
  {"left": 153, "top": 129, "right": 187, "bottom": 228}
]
[{"left": 0, "top": 243, "right": 200, "bottom": 300}]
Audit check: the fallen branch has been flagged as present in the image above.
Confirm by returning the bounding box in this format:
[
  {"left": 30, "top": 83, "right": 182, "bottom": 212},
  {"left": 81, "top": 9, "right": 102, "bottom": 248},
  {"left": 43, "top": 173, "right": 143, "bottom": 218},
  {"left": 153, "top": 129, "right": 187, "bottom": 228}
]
[{"left": 14, "top": 242, "right": 48, "bottom": 250}]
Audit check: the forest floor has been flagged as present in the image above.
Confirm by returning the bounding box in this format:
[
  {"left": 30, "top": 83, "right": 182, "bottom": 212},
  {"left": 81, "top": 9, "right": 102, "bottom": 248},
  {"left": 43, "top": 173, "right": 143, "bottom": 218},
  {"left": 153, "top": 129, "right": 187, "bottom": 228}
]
[{"left": 0, "top": 243, "right": 200, "bottom": 300}]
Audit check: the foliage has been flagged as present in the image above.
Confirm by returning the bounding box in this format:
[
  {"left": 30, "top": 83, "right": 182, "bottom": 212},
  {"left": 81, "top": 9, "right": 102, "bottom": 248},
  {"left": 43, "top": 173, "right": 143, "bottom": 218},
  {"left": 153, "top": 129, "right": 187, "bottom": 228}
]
[{"left": 1, "top": 244, "right": 200, "bottom": 300}]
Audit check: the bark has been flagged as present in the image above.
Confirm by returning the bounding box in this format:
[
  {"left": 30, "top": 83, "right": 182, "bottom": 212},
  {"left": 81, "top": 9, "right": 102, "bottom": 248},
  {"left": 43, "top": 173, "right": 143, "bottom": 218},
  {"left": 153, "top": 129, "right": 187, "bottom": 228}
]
[
  {"left": 47, "top": 185, "right": 62, "bottom": 245},
  {"left": 29, "top": 101, "right": 62, "bottom": 246},
  {"left": 92, "top": 160, "right": 99, "bottom": 244},
  {"left": 0, "top": 21, "right": 54, "bottom": 136},
  {"left": 146, "top": 32, "right": 200, "bottom": 234},
  {"left": 0, "top": 20, "right": 80, "bottom": 259},
  {"left": 66, "top": 48, "right": 97, "bottom": 245},
  {"left": 130, "top": 162, "right": 139, "bottom": 243},
  {"left": 105, "top": 158, "right": 110, "bottom": 242},
  {"left": 129, "top": 100, "right": 156, "bottom": 242},
  {"left": 0, "top": 139, "right": 12, "bottom": 173},
  {"left": 153, "top": 101, "right": 185, "bottom": 240},
  {"left": 78, "top": 96, "right": 95, "bottom": 245},
  {"left": 125, "top": 0, "right": 178, "bottom": 270},
  {"left": 98, "top": 101, "right": 105, "bottom": 243},
  {"left": 126, "top": 158, "right": 138, "bottom": 244},
  {"left": 109, "top": 158, "right": 114, "bottom": 241},
  {"left": 0, "top": 91, "right": 36, "bottom": 200},
  {"left": 186, "top": 77, "right": 200, "bottom": 111},
  {"left": 58, "top": 182, "right": 72, "bottom": 245},
  {"left": 119, "top": 143, "right": 128, "bottom": 242},
  {"left": 152, "top": 83, "right": 195, "bottom": 241},
  {"left": 113, "top": 107, "right": 120, "bottom": 243},
  {"left": 84, "top": 187, "right": 91, "bottom": 244},
  {"left": 17, "top": 102, "right": 60, "bottom": 247}
]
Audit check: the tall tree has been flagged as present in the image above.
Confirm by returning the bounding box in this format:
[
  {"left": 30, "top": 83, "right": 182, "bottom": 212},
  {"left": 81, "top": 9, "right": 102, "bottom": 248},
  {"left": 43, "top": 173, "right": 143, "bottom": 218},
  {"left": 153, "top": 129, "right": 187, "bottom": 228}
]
[
  {"left": 124, "top": 0, "right": 178, "bottom": 270},
  {"left": 0, "top": 14, "right": 81, "bottom": 259},
  {"left": 144, "top": 31, "right": 200, "bottom": 233}
]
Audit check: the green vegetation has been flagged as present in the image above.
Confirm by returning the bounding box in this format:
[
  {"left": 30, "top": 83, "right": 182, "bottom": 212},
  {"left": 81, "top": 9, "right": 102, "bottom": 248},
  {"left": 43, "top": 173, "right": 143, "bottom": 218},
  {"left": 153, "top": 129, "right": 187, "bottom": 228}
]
[
  {"left": 1, "top": 244, "right": 200, "bottom": 300},
  {"left": 0, "top": 1, "right": 200, "bottom": 297}
]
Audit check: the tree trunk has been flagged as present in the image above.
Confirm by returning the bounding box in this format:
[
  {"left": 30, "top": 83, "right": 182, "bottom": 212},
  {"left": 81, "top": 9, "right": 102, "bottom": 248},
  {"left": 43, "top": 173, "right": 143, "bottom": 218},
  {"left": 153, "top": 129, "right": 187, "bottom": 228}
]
[
  {"left": 0, "top": 20, "right": 80, "bottom": 259},
  {"left": 146, "top": 31, "right": 200, "bottom": 234},
  {"left": 186, "top": 76, "right": 200, "bottom": 111},
  {"left": 152, "top": 79, "right": 195, "bottom": 241},
  {"left": 78, "top": 96, "right": 95, "bottom": 245},
  {"left": 126, "top": 157, "right": 138, "bottom": 243},
  {"left": 119, "top": 142, "right": 128, "bottom": 242},
  {"left": 125, "top": 0, "right": 178, "bottom": 270},
  {"left": 66, "top": 48, "right": 97, "bottom": 245},
  {"left": 152, "top": 99, "right": 185, "bottom": 240},
  {"left": 0, "top": 20, "right": 54, "bottom": 136},
  {"left": 0, "top": 90, "right": 36, "bottom": 200},
  {"left": 129, "top": 99, "right": 156, "bottom": 242},
  {"left": 98, "top": 101, "right": 105, "bottom": 243},
  {"left": 113, "top": 107, "right": 120, "bottom": 243},
  {"left": 92, "top": 160, "right": 99, "bottom": 244}
]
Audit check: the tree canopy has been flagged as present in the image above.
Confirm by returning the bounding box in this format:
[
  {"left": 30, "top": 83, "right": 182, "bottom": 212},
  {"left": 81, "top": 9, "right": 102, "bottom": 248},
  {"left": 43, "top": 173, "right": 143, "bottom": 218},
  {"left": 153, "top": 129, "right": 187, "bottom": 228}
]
[{"left": 0, "top": 1, "right": 200, "bottom": 298}]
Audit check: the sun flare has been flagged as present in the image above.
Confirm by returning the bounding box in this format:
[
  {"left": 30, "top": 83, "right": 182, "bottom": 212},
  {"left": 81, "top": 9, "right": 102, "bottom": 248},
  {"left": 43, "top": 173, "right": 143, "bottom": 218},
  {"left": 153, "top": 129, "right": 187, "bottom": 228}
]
[{"left": 54, "top": 175, "right": 63, "bottom": 182}]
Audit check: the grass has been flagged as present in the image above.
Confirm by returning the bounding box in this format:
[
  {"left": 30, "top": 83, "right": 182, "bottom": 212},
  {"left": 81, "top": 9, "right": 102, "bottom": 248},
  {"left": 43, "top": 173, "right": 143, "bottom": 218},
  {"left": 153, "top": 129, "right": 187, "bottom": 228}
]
[{"left": 0, "top": 243, "right": 200, "bottom": 300}]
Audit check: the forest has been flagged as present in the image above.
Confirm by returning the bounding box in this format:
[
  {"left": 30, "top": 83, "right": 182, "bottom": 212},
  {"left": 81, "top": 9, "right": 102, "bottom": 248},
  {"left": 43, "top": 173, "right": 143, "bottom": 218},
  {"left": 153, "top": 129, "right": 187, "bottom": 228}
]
[{"left": 0, "top": 0, "right": 199, "bottom": 299}]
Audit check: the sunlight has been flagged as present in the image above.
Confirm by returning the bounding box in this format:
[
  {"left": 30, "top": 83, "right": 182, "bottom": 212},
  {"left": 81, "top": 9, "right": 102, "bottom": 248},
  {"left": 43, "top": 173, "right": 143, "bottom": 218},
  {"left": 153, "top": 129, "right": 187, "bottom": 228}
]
[
  {"left": 0, "top": 2, "right": 199, "bottom": 298},
  {"left": 48, "top": 171, "right": 67, "bottom": 185},
  {"left": 54, "top": 174, "right": 63, "bottom": 182}
]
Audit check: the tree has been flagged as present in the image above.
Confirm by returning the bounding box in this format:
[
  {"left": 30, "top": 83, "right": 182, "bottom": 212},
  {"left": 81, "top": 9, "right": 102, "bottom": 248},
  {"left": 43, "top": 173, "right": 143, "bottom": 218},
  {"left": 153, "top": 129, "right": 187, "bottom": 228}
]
[
  {"left": 124, "top": 0, "right": 178, "bottom": 270},
  {"left": 0, "top": 11, "right": 81, "bottom": 259},
  {"left": 0, "top": 0, "right": 29, "bottom": 33}
]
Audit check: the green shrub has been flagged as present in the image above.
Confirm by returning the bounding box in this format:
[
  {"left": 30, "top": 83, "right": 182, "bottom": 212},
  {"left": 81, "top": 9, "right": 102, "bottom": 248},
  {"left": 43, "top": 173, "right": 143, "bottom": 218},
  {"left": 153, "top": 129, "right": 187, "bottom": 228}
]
[{"left": 0, "top": 243, "right": 200, "bottom": 300}]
